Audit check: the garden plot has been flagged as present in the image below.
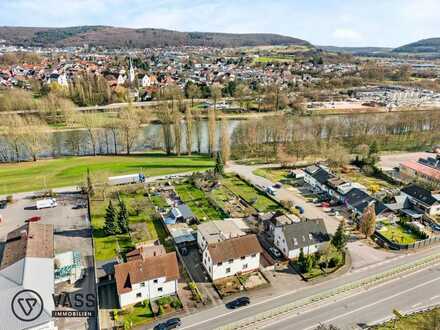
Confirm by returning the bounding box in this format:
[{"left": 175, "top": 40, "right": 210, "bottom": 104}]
[
  {"left": 175, "top": 183, "right": 226, "bottom": 221},
  {"left": 210, "top": 185, "right": 256, "bottom": 218},
  {"left": 222, "top": 175, "right": 282, "bottom": 213}
]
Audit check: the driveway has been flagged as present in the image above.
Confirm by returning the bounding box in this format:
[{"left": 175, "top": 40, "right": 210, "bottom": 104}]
[{"left": 226, "top": 163, "right": 340, "bottom": 234}]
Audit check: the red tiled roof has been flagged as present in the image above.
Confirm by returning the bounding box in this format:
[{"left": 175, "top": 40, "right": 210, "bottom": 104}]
[
  {"left": 115, "top": 252, "right": 179, "bottom": 295},
  {"left": 400, "top": 160, "right": 440, "bottom": 181}
]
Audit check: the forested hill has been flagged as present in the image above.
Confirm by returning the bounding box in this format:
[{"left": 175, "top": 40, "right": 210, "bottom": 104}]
[
  {"left": 393, "top": 38, "right": 440, "bottom": 53},
  {"left": 0, "top": 26, "right": 311, "bottom": 48}
]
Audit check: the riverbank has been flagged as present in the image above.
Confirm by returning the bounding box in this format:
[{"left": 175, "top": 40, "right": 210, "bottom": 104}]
[{"left": 0, "top": 153, "right": 214, "bottom": 194}]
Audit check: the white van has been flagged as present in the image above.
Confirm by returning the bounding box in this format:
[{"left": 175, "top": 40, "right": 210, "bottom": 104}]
[{"left": 36, "top": 198, "right": 58, "bottom": 210}]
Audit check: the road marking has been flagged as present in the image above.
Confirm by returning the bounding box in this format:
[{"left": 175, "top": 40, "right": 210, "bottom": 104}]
[
  {"left": 298, "top": 276, "right": 440, "bottom": 330},
  {"left": 411, "top": 302, "right": 422, "bottom": 308},
  {"left": 430, "top": 294, "right": 440, "bottom": 300}
]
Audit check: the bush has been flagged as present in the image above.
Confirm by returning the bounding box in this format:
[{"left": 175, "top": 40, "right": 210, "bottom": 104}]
[
  {"left": 328, "top": 254, "right": 342, "bottom": 268},
  {"left": 6, "top": 195, "right": 13, "bottom": 203}
]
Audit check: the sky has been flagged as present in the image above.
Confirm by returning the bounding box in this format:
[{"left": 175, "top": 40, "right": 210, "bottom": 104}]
[{"left": 1, "top": 0, "right": 440, "bottom": 47}]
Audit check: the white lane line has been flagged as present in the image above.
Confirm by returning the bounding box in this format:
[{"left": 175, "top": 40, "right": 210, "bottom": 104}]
[
  {"left": 299, "top": 276, "right": 440, "bottom": 330},
  {"left": 430, "top": 294, "right": 440, "bottom": 301},
  {"left": 411, "top": 302, "right": 422, "bottom": 308}
]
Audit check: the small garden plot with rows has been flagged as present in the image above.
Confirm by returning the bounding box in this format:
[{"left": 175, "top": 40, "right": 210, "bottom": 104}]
[
  {"left": 210, "top": 185, "right": 256, "bottom": 218},
  {"left": 222, "top": 175, "right": 282, "bottom": 212},
  {"left": 175, "top": 183, "right": 226, "bottom": 221},
  {"left": 253, "top": 168, "right": 289, "bottom": 183}
]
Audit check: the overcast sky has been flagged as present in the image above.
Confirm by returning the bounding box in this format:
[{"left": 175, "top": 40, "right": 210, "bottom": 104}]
[{"left": 2, "top": 0, "right": 440, "bottom": 47}]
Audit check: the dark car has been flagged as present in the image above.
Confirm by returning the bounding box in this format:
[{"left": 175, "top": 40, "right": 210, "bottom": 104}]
[
  {"left": 295, "top": 205, "right": 304, "bottom": 214},
  {"left": 25, "top": 216, "right": 42, "bottom": 223},
  {"left": 226, "top": 297, "right": 250, "bottom": 309},
  {"left": 0, "top": 200, "right": 6, "bottom": 209},
  {"left": 153, "top": 318, "right": 181, "bottom": 330}
]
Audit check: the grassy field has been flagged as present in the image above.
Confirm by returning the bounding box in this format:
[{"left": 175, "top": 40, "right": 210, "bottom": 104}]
[
  {"left": 0, "top": 153, "right": 213, "bottom": 194},
  {"left": 119, "top": 301, "right": 154, "bottom": 327},
  {"left": 373, "top": 307, "right": 440, "bottom": 330},
  {"left": 379, "top": 223, "right": 419, "bottom": 244},
  {"left": 91, "top": 187, "right": 170, "bottom": 261},
  {"left": 253, "top": 168, "right": 289, "bottom": 183},
  {"left": 175, "top": 183, "right": 226, "bottom": 221},
  {"left": 222, "top": 175, "right": 281, "bottom": 212}
]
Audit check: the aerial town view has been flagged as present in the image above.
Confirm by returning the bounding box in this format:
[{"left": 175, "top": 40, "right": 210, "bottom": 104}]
[{"left": 1, "top": 1, "right": 440, "bottom": 330}]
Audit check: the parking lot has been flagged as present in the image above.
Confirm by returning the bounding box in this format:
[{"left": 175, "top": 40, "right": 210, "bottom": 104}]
[{"left": 0, "top": 190, "right": 97, "bottom": 330}]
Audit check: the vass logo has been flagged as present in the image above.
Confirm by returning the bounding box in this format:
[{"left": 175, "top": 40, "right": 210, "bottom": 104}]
[{"left": 52, "top": 293, "right": 96, "bottom": 318}]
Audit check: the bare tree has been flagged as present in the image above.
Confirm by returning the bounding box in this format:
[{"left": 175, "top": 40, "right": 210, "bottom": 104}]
[
  {"left": 193, "top": 109, "right": 203, "bottom": 154},
  {"left": 156, "top": 104, "right": 174, "bottom": 155},
  {"left": 208, "top": 107, "right": 216, "bottom": 157},
  {"left": 185, "top": 104, "right": 193, "bottom": 155},
  {"left": 74, "top": 113, "right": 101, "bottom": 156},
  {"left": 220, "top": 117, "right": 230, "bottom": 163},
  {"left": 22, "top": 116, "right": 50, "bottom": 161},
  {"left": 173, "top": 108, "right": 182, "bottom": 156},
  {"left": 186, "top": 83, "right": 200, "bottom": 108},
  {"left": 118, "top": 105, "right": 142, "bottom": 155},
  {"left": 3, "top": 114, "right": 25, "bottom": 162}
]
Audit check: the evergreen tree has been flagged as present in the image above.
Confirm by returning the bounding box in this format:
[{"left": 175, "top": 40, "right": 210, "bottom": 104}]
[
  {"left": 214, "top": 151, "right": 224, "bottom": 175},
  {"left": 117, "top": 198, "right": 129, "bottom": 234},
  {"left": 104, "top": 200, "right": 118, "bottom": 235},
  {"left": 331, "top": 219, "right": 349, "bottom": 251},
  {"left": 298, "top": 248, "right": 306, "bottom": 272}
]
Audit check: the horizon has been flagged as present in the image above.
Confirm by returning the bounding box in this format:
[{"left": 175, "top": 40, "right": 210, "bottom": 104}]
[{"left": 1, "top": 0, "right": 440, "bottom": 48}]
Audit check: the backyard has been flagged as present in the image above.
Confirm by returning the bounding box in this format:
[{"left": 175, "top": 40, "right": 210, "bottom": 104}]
[
  {"left": 379, "top": 222, "right": 420, "bottom": 245},
  {"left": 341, "top": 170, "right": 395, "bottom": 193},
  {"left": 253, "top": 168, "right": 290, "bottom": 183},
  {"left": 222, "top": 175, "right": 282, "bottom": 212},
  {"left": 175, "top": 183, "right": 226, "bottom": 221},
  {"left": 0, "top": 152, "right": 213, "bottom": 194},
  {"left": 91, "top": 186, "right": 170, "bottom": 261}
]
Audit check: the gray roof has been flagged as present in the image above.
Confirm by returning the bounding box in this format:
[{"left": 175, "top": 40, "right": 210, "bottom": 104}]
[
  {"left": 281, "top": 219, "right": 330, "bottom": 250},
  {"left": 177, "top": 204, "right": 195, "bottom": 219}
]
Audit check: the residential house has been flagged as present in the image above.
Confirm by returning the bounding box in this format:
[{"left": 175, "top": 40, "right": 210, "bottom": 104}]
[
  {"left": 273, "top": 219, "right": 330, "bottom": 259},
  {"left": 343, "top": 188, "right": 389, "bottom": 218},
  {"left": 400, "top": 184, "right": 440, "bottom": 216},
  {"left": 164, "top": 204, "right": 195, "bottom": 225},
  {"left": 400, "top": 156, "right": 440, "bottom": 186},
  {"left": 197, "top": 220, "right": 246, "bottom": 252},
  {"left": 115, "top": 251, "right": 179, "bottom": 307},
  {"left": 0, "top": 223, "right": 56, "bottom": 330},
  {"left": 303, "top": 164, "right": 335, "bottom": 193},
  {"left": 201, "top": 234, "right": 262, "bottom": 281}
]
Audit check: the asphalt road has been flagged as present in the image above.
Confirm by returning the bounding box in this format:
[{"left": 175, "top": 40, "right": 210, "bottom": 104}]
[
  {"left": 260, "top": 263, "right": 440, "bottom": 330},
  {"left": 153, "top": 243, "right": 440, "bottom": 330},
  {"left": 226, "top": 163, "right": 340, "bottom": 233}
]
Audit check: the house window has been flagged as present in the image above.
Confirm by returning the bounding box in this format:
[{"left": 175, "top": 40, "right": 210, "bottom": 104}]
[
  {"left": 136, "top": 293, "right": 142, "bottom": 298},
  {"left": 228, "top": 259, "right": 233, "bottom": 264},
  {"left": 217, "top": 262, "right": 222, "bottom": 266},
  {"left": 226, "top": 267, "right": 231, "bottom": 273},
  {"left": 293, "top": 238, "right": 298, "bottom": 246},
  {"left": 309, "top": 234, "right": 313, "bottom": 240},
  {"left": 140, "top": 282, "right": 145, "bottom": 287},
  {"left": 251, "top": 254, "right": 256, "bottom": 258},
  {"left": 240, "top": 256, "right": 246, "bottom": 260},
  {"left": 243, "top": 264, "right": 248, "bottom": 269},
  {"left": 153, "top": 279, "right": 158, "bottom": 284},
  {"left": 158, "top": 287, "right": 163, "bottom": 292}
]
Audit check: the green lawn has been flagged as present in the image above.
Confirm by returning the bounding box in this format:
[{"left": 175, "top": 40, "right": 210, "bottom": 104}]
[
  {"left": 379, "top": 223, "right": 419, "bottom": 244},
  {"left": 253, "top": 168, "right": 289, "bottom": 183},
  {"left": 341, "top": 171, "right": 395, "bottom": 193},
  {"left": 91, "top": 188, "right": 171, "bottom": 261},
  {"left": 175, "top": 183, "right": 226, "bottom": 221},
  {"left": 373, "top": 307, "right": 440, "bottom": 330},
  {"left": 222, "top": 175, "right": 281, "bottom": 212},
  {"left": 119, "top": 301, "right": 154, "bottom": 327},
  {"left": 0, "top": 153, "right": 213, "bottom": 194}
]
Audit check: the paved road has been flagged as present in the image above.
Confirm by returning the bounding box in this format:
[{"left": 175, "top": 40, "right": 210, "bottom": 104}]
[
  {"left": 226, "top": 163, "right": 340, "bottom": 234},
  {"left": 260, "top": 263, "right": 440, "bottom": 330},
  {"left": 148, "top": 243, "right": 440, "bottom": 330}
]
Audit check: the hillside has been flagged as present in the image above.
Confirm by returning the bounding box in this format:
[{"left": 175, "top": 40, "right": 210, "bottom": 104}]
[
  {"left": 393, "top": 38, "right": 440, "bottom": 53},
  {"left": 0, "top": 26, "right": 311, "bottom": 48},
  {"left": 318, "top": 45, "right": 392, "bottom": 55}
]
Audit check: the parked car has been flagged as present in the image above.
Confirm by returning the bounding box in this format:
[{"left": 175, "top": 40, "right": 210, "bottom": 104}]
[
  {"left": 0, "top": 200, "right": 6, "bottom": 209},
  {"left": 266, "top": 187, "right": 276, "bottom": 196},
  {"left": 273, "top": 182, "right": 282, "bottom": 189},
  {"left": 268, "top": 247, "right": 282, "bottom": 259},
  {"left": 226, "top": 297, "right": 250, "bottom": 309},
  {"left": 36, "top": 198, "right": 57, "bottom": 210},
  {"left": 295, "top": 205, "right": 305, "bottom": 214},
  {"left": 26, "top": 216, "right": 42, "bottom": 223},
  {"left": 153, "top": 318, "right": 181, "bottom": 330}
]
